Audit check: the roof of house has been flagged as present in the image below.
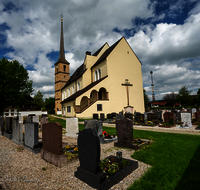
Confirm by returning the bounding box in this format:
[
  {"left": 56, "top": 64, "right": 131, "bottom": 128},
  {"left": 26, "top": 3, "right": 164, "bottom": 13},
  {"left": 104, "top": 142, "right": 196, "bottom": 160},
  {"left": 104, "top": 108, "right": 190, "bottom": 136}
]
[
  {"left": 61, "top": 75, "right": 108, "bottom": 103},
  {"left": 62, "top": 63, "right": 86, "bottom": 90},
  {"left": 91, "top": 37, "right": 123, "bottom": 69}
]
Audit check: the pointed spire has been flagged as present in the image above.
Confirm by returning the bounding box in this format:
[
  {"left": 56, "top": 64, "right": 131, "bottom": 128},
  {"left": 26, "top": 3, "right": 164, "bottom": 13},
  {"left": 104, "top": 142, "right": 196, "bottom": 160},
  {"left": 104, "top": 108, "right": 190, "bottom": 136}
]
[{"left": 56, "top": 14, "right": 69, "bottom": 65}]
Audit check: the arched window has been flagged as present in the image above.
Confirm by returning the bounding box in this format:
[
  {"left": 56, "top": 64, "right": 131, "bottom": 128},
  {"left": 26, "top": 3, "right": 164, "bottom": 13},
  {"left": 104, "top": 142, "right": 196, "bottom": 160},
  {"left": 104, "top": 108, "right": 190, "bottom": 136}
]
[
  {"left": 77, "top": 82, "right": 80, "bottom": 91},
  {"left": 72, "top": 85, "right": 74, "bottom": 94},
  {"left": 98, "top": 68, "right": 101, "bottom": 79},
  {"left": 65, "top": 90, "right": 67, "bottom": 98},
  {"left": 63, "top": 65, "right": 66, "bottom": 72},
  {"left": 95, "top": 70, "right": 98, "bottom": 81}
]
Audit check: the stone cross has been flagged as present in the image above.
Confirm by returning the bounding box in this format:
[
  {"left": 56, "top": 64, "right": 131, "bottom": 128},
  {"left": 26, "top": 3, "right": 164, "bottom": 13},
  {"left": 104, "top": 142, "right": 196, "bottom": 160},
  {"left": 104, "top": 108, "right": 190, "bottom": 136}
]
[{"left": 121, "top": 79, "right": 133, "bottom": 106}]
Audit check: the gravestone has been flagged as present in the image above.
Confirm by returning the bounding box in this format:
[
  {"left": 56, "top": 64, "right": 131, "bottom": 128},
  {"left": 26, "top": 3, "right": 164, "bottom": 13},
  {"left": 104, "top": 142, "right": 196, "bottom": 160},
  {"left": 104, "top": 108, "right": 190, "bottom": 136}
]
[
  {"left": 181, "top": 113, "right": 192, "bottom": 127},
  {"left": 19, "top": 116, "right": 23, "bottom": 124},
  {"left": 100, "top": 113, "right": 105, "bottom": 121},
  {"left": 4, "top": 117, "right": 12, "bottom": 140},
  {"left": 33, "top": 115, "right": 39, "bottom": 123},
  {"left": 12, "top": 120, "right": 23, "bottom": 145},
  {"left": 163, "top": 112, "right": 175, "bottom": 123},
  {"left": 93, "top": 113, "right": 99, "bottom": 120},
  {"left": 24, "top": 122, "right": 40, "bottom": 153},
  {"left": 116, "top": 113, "right": 123, "bottom": 120},
  {"left": 144, "top": 112, "right": 151, "bottom": 121},
  {"left": 147, "top": 113, "right": 159, "bottom": 125},
  {"left": 106, "top": 113, "right": 113, "bottom": 120},
  {"left": 194, "top": 112, "right": 200, "bottom": 122},
  {"left": 28, "top": 114, "right": 35, "bottom": 122},
  {"left": 114, "top": 118, "right": 136, "bottom": 149},
  {"left": 192, "top": 108, "right": 196, "bottom": 116},
  {"left": 26, "top": 116, "right": 31, "bottom": 123},
  {"left": 111, "top": 112, "right": 117, "bottom": 119},
  {"left": 66, "top": 118, "right": 79, "bottom": 138},
  {"left": 0, "top": 117, "right": 4, "bottom": 135},
  {"left": 156, "top": 111, "right": 163, "bottom": 123},
  {"left": 41, "top": 114, "right": 48, "bottom": 118},
  {"left": 40, "top": 117, "right": 48, "bottom": 130},
  {"left": 171, "top": 110, "right": 178, "bottom": 122},
  {"left": 134, "top": 112, "right": 144, "bottom": 123},
  {"left": 42, "top": 122, "right": 62, "bottom": 155},
  {"left": 84, "top": 120, "right": 102, "bottom": 137},
  {"left": 124, "top": 113, "right": 133, "bottom": 120}
]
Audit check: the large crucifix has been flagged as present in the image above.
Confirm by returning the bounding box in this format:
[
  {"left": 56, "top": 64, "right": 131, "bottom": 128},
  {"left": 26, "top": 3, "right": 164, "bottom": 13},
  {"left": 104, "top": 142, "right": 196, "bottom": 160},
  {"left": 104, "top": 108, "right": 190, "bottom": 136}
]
[{"left": 121, "top": 79, "right": 133, "bottom": 106}]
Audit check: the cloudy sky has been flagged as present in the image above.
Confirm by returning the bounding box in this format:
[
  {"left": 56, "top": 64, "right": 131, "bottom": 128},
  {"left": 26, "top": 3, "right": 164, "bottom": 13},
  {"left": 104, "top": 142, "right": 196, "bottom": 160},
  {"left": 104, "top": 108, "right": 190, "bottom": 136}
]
[{"left": 1, "top": 0, "right": 200, "bottom": 101}]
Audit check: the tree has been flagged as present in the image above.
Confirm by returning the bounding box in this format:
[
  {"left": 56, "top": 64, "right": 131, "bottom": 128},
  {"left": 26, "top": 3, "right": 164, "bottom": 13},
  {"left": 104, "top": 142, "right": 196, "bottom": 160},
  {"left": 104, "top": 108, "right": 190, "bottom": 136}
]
[
  {"left": 143, "top": 89, "right": 150, "bottom": 109},
  {"left": 163, "top": 92, "right": 177, "bottom": 106},
  {"left": 197, "top": 88, "right": 200, "bottom": 106},
  {"left": 176, "top": 86, "right": 193, "bottom": 106},
  {"left": 44, "top": 97, "right": 55, "bottom": 114},
  {"left": 0, "top": 57, "right": 33, "bottom": 115},
  {"left": 33, "top": 91, "right": 44, "bottom": 110}
]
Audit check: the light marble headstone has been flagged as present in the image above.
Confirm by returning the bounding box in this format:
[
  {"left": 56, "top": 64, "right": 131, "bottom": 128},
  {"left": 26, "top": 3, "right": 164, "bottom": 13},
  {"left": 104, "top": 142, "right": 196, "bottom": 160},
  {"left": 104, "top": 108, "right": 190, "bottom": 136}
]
[
  {"left": 66, "top": 118, "right": 79, "bottom": 138},
  {"left": 41, "top": 117, "right": 48, "bottom": 130},
  {"left": 12, "top": 120, "right": 23, "bottom": 145},
  {"left": 192, "top": 108, "right": 196, "bottom": 116},
  {"left": 25, "top": 122, "right": 39, "bottom": 148},
  {"left": 19, "top": 116, "right": 23, "bottom": 124},
  {"left": 84, "top": 120, "right": 102, "bottom": 137},
  {"left": 181, "top": 113, "right": 192, "bottom": 127},
  {"left": 33, "top": 115, "right": 39, "bottom": 123}
]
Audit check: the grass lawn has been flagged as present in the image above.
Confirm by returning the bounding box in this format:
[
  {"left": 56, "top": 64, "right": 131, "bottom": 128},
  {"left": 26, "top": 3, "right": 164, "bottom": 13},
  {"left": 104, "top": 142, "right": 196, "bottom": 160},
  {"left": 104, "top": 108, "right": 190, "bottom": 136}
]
[{"left": 48, "top": 116, "right": 200, "bottom": 189}]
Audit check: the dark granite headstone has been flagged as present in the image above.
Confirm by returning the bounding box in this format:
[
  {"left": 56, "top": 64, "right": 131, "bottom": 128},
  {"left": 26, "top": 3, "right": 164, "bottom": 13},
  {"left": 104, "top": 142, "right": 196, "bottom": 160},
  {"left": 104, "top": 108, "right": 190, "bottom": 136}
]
[
  {"left": 0, "top": 117, "right": 4, "bottom": 135},
  {"left": 100, "top": 113, "right": 105, "bottom": 121},
  {"left": 5, "top": 117, "right": 12, "bottom": 133},
  {"left": 93, "top": 113, "right": 99, "bottom": 120},
  {"left": 163, "top": 112, "right": 175, "bottom": 123},
  {"left": 194, "top": 112, "right": 200, "bottom": 122},
  {"left": 155, "top": 111, "right": 163, "bottom": 123},
  {"left": 42, "top": 122, "right": 62, "bottom": 155},
  {"left": 77, "top": 128, "right": 100, "bottom": 174},
  {"left": 134, "top": 112, "right": 144, "bottom": 123},
  {"left": 147, "top": 113, "right": 159, "bottom": 124},
  {"left": 84, "top": 120, "right": 102, "bottom": 136},
  {"left": 114, "top": 118, "right": 135, "bottom": 149}
]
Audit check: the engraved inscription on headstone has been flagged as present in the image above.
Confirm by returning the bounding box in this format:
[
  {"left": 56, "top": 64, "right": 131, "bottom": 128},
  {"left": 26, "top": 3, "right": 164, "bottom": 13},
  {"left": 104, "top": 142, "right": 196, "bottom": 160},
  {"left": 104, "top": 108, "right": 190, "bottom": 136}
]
[{"left": 181, "top": 113, "right": 192, "bottom": 127}]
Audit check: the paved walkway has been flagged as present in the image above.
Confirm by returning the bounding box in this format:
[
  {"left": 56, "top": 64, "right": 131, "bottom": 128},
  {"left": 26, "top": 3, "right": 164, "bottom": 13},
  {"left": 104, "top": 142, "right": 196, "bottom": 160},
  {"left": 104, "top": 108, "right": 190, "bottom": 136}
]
[{"left": 50, "top": 115, "right": 200, "bottom": 135}]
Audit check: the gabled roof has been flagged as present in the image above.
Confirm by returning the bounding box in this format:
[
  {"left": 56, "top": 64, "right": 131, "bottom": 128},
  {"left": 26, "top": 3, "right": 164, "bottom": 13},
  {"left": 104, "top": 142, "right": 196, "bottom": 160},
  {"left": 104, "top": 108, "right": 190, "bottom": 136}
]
[
  {"left": 61, "top": 75, "right": 108, "bottom": 103},
  {"left": 91, "top": 37, "right": 123, "bottom": 69},
  {"left": 62, "top": 63, "right": 86, "bottom": 90},
  {"left": 92, "top": 43, "right": 108, "bottom": 56}
]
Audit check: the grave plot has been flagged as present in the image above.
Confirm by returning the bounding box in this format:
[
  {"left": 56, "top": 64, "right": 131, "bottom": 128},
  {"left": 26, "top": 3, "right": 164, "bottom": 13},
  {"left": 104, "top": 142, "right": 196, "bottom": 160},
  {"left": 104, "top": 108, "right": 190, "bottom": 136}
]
[
  {"left": 99, "top": 130, "right": 117, "bottom": 144},
  {"left": 114, "top": 118, "right": 150, "bottom": 150},
  {"left": 177, "top": 112, "right": 193, "bottom": 129},
  {"left": 41, "top": 122, "right": 78, "bottom": 167},
  {"left": 75, "top": 128, "right": 138, "bottom": 189}
]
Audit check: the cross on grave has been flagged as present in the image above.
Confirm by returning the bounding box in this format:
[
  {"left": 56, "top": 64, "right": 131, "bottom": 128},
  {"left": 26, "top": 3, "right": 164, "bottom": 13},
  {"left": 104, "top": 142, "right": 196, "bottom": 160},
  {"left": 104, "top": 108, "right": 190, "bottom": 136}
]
[{"left": 121, "top": 79, "right": 133, "bottom": 106}]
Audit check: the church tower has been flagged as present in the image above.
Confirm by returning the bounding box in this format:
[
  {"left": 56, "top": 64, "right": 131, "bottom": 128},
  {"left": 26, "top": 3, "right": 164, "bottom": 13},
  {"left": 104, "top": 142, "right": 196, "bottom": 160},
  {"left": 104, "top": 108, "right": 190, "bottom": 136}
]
[{"left": 55, "top": 14, "right": 70, "bottom": 114}]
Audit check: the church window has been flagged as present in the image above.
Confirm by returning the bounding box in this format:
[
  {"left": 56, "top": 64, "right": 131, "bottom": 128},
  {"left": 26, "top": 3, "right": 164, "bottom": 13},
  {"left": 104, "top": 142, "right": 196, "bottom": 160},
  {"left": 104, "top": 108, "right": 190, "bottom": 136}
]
[
  {"left": 67, "top": 106, "right": 71, "bottom": 113},
  {"left": 65, "top": 90, "right": 67, "bottom": 98},
  {"left": 63, "top": 65, "right": 66, "bottom": 72},
  {"left": 77, "top": 82, "right": 80, "bottom": 91},
  {"left": 68, "top": 88, "right": 70, "bottom": 96},
  {"left": 95, "top": 70, "right": 98, "bottom": 81},
  {"left": 72, "top": 85, "right": 74, "bottom": 94},
  {"left": 97, "top": 104, "right": 102, "bottom": 111},
  {"left": 98, "top": 68, "right": 101, "bottom": 79}
]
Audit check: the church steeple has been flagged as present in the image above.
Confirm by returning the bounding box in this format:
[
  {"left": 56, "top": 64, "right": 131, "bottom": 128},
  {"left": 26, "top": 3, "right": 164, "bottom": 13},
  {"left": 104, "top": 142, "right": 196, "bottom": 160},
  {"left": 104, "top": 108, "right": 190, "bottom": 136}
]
[
  {"left": 55, "top": 14, "right": 69, "bottom": 65},
  {"left": 54, "top": 14, "right": 70, "bottom": 114}
]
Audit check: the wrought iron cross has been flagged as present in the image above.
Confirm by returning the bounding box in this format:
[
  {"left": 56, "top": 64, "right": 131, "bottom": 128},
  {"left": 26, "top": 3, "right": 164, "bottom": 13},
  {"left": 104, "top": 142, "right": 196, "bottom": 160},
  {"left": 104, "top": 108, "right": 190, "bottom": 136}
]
[{"left": 121, "top": 79, "right": 133, "bottom": 106}]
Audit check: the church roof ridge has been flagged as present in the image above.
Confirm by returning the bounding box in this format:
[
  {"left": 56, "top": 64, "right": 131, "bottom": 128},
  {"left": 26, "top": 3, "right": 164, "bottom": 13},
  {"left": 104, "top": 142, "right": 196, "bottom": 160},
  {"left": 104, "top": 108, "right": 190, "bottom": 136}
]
[
  {"left": 91, "top": 36, "right": 124, "bottom": 69},
  {"left": 92, "top": 42, "right": 109, "bottom": 56}
]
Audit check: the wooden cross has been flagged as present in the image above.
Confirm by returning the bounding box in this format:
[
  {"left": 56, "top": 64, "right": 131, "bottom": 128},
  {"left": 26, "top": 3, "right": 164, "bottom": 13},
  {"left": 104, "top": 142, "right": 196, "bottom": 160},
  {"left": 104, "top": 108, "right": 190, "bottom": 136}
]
[{"left": 121, "top": 79, "right": 133, "bottom": 106}]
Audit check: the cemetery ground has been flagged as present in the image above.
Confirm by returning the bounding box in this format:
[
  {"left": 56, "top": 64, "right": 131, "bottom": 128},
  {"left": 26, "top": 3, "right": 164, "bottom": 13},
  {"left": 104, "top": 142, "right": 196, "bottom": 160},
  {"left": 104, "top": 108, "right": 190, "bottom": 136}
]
[{"left": 0, "top": 116, "right": 199, "bottom": 189}]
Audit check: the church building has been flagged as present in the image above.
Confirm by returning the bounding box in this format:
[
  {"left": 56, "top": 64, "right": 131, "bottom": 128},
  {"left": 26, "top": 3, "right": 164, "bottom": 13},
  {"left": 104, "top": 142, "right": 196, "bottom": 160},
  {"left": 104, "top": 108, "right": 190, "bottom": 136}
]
[{"left": 55, "top": 17, "right": 145, "bottom": 117}]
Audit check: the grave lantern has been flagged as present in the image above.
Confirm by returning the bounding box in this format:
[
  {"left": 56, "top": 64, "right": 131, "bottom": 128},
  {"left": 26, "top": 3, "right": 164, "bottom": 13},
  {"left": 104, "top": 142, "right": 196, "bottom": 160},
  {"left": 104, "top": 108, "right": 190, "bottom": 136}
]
[{"left": 116, "top": 151, "right": 122, "bottom": 160}]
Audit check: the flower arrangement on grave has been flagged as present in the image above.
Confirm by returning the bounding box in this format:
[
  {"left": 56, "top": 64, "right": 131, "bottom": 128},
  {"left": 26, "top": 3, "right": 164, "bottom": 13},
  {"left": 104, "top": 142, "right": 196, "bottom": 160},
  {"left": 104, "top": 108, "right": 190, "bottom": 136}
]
[
  {"left": 178, "top": 121, "right": 189, "bottom": 127},
  {"left": 142, "top": 121, "right": 154, "bottom": 126},
  {"left": 101, "top": 131, "right": 112, "bottom": 139},
  {"left": 99, "top": 157, "right": 130, "bottom": 179},
  {"left": 62, "top": 145, "right": 78, "bottom": 160}
]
